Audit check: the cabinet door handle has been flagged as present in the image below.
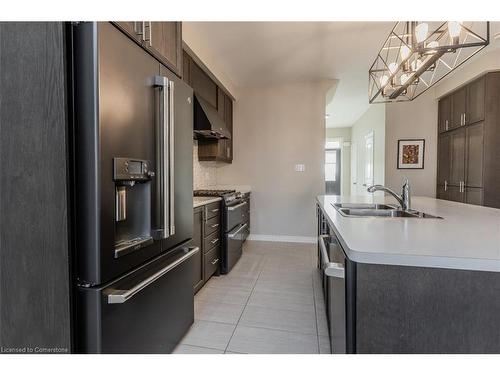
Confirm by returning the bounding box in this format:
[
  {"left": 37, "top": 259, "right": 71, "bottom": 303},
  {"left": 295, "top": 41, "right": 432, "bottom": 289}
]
[
  {"left": 211, "top": 238, "right": 219, "bottom": 245},
  {"left": 211, "top": 223, "right": 219, "bottom": 228},
  {"left": 444, "top": 180, "right": 448, "bottom": 191},
  {"left": 445, "top": 120, "right": 449, "bottom": 131},
  {"left": 211, "top": 258, "right": 219, "bottom": 265},
  {"left": 211, "top": 208, "right": 219, "bottom": 213},
  {"left": 463, "top": 113, "right": 466, "bottom": 125}
]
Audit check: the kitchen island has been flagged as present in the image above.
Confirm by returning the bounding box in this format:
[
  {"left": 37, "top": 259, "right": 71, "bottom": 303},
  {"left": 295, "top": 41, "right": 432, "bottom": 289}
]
[{"left": 316, "top": 195, "right": 500, "bottom": 354}]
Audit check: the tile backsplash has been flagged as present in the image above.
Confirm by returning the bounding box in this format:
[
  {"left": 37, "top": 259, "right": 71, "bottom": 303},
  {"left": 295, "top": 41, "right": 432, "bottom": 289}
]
[{"left": 193, "top": 140, "right": 218, "bottom": 189}]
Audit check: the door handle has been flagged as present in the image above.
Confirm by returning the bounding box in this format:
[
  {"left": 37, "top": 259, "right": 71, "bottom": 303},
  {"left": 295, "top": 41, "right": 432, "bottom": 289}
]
[
  {"left": 168, "top": 80, "right": 175, "bottom": 235},
  {"left": 228, "top": 201, "right": 247, "bottom": 211},
  {"left": 142, "top": 21, "right": 152, "bottom": 46},
  {"left": 318, "top": 235, "right": 345, "bottom": 279},
  {"left": 106, "top": 246, "right": 199, "bottom": 304},
  {"left": 152, "top": 76, "right": 170, "bottom": 240},
  {"left": 228, "top": 223, "right": 248, "bottom": 238}
]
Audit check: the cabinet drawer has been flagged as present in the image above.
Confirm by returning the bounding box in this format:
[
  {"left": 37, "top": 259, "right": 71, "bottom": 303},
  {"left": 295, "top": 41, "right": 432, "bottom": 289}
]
[
  {"left": 204, "top": 229, "right": 220, "bottom": 253},
  {"left": 205, "top": 201, "right": 221, "bottom": 220},
  {"left": 204, "top": 215, "right": 220, "bottom": 236},
  {"left": 204, "top": 245, "right": 220, "bottom": 281}
]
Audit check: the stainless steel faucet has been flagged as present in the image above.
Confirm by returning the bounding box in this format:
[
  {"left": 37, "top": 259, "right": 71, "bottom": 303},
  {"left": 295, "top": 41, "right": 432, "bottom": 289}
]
[{"left": 367, "top": 178, "right": 411, "bottom": 211}]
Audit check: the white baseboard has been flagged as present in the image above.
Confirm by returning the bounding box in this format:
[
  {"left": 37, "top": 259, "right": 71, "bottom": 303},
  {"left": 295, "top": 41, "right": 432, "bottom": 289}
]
[{"left": 247, "top": 234, "right": 316, "bottom": 244}]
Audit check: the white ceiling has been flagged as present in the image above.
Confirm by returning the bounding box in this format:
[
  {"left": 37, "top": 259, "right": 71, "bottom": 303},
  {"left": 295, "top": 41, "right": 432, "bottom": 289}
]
[{"left": 184, "top": 22, "right": 500, "bottom": 128}]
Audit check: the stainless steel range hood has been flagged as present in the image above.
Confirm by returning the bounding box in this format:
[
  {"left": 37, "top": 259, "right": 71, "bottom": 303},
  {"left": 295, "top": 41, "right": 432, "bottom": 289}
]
[{"left": 193, "top": 94, "right": 231, "bottom": 139}]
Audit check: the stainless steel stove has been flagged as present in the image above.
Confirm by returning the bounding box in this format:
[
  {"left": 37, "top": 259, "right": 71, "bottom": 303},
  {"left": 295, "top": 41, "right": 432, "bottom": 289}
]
[{"left": 193, "top": 189, "right": 249, "bottom": 273}]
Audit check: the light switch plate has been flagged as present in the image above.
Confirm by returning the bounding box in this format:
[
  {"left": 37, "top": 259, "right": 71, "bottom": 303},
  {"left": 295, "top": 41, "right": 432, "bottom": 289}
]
[{"left": 294, "top": 164, "right": 305, "bottom": 172}]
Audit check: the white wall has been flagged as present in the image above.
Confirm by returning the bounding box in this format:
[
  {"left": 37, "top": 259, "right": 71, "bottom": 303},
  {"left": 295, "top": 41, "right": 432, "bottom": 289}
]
[
  {"left": 217, "top": 80, "right": 335, "bottom": 240},
  {"left": 385, "top": 48, "right": 500, "bottom": 197},
  {"left": 326, "top": 127, "right": 351, "bottom": 195},
  {"left": 350, "top": 105, "right": 386, "bottom": 196}
]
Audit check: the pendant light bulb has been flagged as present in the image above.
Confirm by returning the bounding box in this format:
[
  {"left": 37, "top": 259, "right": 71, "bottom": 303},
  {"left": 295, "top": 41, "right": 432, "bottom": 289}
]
[
  {"left": 380, "top": 75, "right": 389, "bottom": 87},
  {"left": 448, "top": 22, "right": 462, "bottom": 38},
  {"left": 400, "top": 45, "right": 411, "bottom": 60},
  {"left": 388, "top": 62, "right": 398, "bottom": 75},
  {"left": 415, "top": 22, "right": 429, "bottom": 43},
  {"left": 426, "top": 40, "right": 439, "bottom": 53},
  {"left": 411, "top": 59, "right": 423, "bottom": 72}
]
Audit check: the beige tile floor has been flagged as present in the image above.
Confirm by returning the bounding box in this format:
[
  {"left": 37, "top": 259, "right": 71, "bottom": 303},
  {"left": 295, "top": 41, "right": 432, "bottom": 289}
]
[{"left": 173, "top": 240, "right": 330, "bottom": 354}]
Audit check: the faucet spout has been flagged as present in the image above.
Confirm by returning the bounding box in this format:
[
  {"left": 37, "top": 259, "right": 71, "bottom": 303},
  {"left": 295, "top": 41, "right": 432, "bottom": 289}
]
[{"left": 367, "top": 179, "right": 411, "bottom": 211}]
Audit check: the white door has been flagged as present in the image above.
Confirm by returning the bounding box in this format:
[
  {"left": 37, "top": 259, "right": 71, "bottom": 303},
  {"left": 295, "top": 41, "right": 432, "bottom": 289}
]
[
  {"left": 350, "top": 142, "right": 357, "bottom": 195},
  {"left": 362, "top": 132, "right": 374, "bottom": 196}
]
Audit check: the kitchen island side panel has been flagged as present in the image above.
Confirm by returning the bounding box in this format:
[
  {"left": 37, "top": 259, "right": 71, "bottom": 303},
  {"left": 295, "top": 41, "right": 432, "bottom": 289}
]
[{"left": 355, "top": 263, "right": 500, "bottom": 353}]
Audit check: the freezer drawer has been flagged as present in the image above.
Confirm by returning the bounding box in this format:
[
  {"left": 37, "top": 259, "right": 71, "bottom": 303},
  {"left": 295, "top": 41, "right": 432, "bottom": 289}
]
[
  {"left": 221, "top": 222, "right": 247, "bottom": 274},
  {"left": 226, "top": 200, "right": 247, "bottom": 232},
  {"left": 76, "top": 243, "right": 198, "bottom": 353}
]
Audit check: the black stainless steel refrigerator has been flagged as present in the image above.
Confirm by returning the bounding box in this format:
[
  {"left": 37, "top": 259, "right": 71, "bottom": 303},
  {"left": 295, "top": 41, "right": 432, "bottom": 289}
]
[{"left": 71, "top": 22, "right": 197, "bottom": 353}]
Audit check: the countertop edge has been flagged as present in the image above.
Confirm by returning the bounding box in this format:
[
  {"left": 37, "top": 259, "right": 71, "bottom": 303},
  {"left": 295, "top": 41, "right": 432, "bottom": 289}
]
[
  {"left": 317, "top": 195, "right": 500, "bottom": 273},
  {"left": 193, "top": 197, "right": 222, "bottom": 208}
]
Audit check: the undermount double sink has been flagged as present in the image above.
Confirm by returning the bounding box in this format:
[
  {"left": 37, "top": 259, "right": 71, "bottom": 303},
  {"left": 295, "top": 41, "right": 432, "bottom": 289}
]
[{"left": 332, "top": 203, "right": 442, "bottom": 219}]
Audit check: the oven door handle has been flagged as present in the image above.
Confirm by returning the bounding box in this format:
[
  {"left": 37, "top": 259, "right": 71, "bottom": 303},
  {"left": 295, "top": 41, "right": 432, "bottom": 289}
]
[
  {"left": 106, "top": 246, "right": 199, "bottom": 304},
  {"left": 318, "top": 235, "right": 345, "bottom": 279},
  {"left": 228, "top": 223, "right": 248, "bottom": 238},
  {"left": 227, "top": 201, "right": 247, "bottom": 211}
]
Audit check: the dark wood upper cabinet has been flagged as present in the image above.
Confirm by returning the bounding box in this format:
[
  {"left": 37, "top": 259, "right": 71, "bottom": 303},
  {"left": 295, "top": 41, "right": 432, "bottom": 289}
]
[
  {"left": 466, "top": 76, "right": 485, "bottom": 125},
  {"left": 190, "top": 60, "right": 218, "bottom": 107},
  {"left": 217, "top": 87, "right": 225, "bottom": 118},
  {"left": 436, "top": 72, "right": 500, "bottom": 208},
  {"left": 451, "top": 86, "right": 467, "bottom": 129},
  {"left": 438, "top": 95, "right": 452, "bottom": 133},
  {"left": 437, "top": 133, "right": 451, "bottom": 186},
  {"left": 115, "top": 22, "right": 143, "bottom": 43},
  {"left": 113, "top": 22, "right": 182, "bottom": 77},
  {"left": 224, "top": 95, "right": 234, "bottom": 161},
  {"left": 146, "top": 22, "right": 182, "bottom": 77},
  {"left": 449, "top": 127, "right": 466, "bottom": 187},
  {"left": 183, "top": 51, "right": 234, "bottom": 163},
  {"left": 465, "top": 122, "right": 484, "bottom": 188},
  {"left": 182, "top": 51, "right": 191, "bottom": 86}
]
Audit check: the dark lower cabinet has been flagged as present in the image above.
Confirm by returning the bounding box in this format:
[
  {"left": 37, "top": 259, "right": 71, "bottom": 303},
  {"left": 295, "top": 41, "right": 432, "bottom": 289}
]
[
  {"left": 192, "top": 202, "right": 222, "bottom": 292},
  {"left": 192, "top": 207, "right": 204, "bottom": 293}
]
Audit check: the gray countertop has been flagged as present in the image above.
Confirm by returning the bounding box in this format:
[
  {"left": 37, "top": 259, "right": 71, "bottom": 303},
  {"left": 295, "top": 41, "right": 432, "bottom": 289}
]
[
  {"left": 317, "top": 195, "right": 500, "bottom": 272},
  {"left": 193, "top": 196, "right": 222, "bottom": 208}
]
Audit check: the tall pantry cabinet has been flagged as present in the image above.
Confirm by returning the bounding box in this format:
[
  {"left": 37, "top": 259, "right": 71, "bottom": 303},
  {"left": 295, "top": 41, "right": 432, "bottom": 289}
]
[{"left": 436, "top": 72, "right": 500, "bottom": 208}]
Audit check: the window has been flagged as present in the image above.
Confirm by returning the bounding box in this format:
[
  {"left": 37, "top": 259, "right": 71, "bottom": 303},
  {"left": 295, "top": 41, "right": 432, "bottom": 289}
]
[
  {"left": 325, "top": 150, "right": 337, "bottom": 181},
  {"left": 325, "top": 138, "right": 341, "bottom": 182}
]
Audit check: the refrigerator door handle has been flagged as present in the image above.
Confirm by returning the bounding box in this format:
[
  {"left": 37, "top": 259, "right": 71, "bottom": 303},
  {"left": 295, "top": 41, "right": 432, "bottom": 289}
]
[
  {"left": 168, "top": 80, "right": 175, "bottom": 235},
  {"left": 152, "top": 76, "right": 170, "bottom": 240},
  {"left": 106, "top": 246, "right": 200, "bottom": 304}
]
